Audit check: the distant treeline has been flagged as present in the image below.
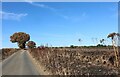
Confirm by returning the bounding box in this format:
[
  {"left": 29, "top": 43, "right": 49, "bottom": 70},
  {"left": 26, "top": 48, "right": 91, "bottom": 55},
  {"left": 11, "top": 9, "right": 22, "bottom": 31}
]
[{"left": 49, "top": 45, "right": 116, "bottom": 49}]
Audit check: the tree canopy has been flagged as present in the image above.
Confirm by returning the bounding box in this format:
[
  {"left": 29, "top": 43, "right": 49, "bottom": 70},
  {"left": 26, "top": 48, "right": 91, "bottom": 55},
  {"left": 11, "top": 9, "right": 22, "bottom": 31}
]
[{"left": 10, "top": 32, "right": 30, "bottom": 49}]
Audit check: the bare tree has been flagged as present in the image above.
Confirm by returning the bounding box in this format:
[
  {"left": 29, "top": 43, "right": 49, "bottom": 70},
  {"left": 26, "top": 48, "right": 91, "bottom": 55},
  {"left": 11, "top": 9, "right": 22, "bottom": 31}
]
[
  {"left": 107, "top": 32, "right": 119, "bottom": 67},
  {"left": 92, "top": 38, "right": 98, "bottom": 46},
  {"left": 78, "top": 38, "right": 83, "bottom": 50},
  {"left": 100, "top": 39, "right": 105, "bottom": 45}
]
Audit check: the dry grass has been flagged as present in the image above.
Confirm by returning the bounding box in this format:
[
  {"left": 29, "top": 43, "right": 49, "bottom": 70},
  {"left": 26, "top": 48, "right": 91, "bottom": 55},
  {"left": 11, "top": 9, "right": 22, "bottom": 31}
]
[
  {"left": 29, "top": 47, "right": 120, "bottom": 75},
  {"left": 1, "top": 48, "right": 20, "bottom": 61}
]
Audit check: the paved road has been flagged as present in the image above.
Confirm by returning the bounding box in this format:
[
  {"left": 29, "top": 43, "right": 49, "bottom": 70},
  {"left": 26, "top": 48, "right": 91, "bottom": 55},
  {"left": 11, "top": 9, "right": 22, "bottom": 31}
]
[{"left": 2, "top": 50, "right": 40, "bottom": 75}]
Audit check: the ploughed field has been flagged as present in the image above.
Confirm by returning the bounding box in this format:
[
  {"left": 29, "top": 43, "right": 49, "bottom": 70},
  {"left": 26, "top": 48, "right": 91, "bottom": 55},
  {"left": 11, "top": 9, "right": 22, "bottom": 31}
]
[{"left": 30, "top": 47, "right": 120, "bottom": 75}]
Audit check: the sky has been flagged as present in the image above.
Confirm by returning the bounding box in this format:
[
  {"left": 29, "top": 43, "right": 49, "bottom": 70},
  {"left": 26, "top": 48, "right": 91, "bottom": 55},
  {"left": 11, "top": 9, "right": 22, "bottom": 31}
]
[{"left": 1, "top": 2, "right": 118, "bottom": 48}]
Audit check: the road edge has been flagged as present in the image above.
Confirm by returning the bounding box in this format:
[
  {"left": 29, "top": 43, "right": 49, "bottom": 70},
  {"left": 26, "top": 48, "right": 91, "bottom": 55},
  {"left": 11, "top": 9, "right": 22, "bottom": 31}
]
[
  {"left": 2, "top": 51, "right": 20, "bottom": 64},
  {"left": 27, "top": 51, "right": 52, "bottom": 75}
]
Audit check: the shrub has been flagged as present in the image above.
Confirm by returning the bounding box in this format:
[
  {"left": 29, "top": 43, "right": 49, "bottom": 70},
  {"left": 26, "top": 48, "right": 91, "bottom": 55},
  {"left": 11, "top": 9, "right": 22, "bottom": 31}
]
[{"left": 26, "top": 41, "right": 36, "bottom": 49}]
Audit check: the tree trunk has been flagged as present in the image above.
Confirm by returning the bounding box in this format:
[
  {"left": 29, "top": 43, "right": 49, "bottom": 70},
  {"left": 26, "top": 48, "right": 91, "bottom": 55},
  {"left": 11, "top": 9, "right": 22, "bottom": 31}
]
[
  {"left": 112, "top": 40, "right": 119, "bottom": 67},
  {"left": 18, "top": 43, "right": 25, "bottom": 49}
]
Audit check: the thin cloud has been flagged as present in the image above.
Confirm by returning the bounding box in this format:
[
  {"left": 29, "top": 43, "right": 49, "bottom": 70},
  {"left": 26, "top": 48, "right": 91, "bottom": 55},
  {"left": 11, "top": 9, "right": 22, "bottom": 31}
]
[
  {"left": 24, "top": 0, "right": 33, "bottom": 3},
  {"left": 0, "top": 11, "right": 28, "bottom": 21},
  {"left": 67, "top": 12, "right": 88, "bottom": 22},
  {"left": 25, "top": 1, "right": 87, "bottom": 20},
  {"left": 55, "top": 12, "right": 69, "bottom": 19},
  {"left": 25, "top": 1, "right": 69, "bottom": 19},
  {"left": 26, "top": 0, "right": 56, "bottom": 11}
]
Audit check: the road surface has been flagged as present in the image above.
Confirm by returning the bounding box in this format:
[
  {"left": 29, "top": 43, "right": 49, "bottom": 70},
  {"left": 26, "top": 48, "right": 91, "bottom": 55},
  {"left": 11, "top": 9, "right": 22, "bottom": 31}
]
[{"left": 2, "top": 50, "right": 40, "bottom": 75}]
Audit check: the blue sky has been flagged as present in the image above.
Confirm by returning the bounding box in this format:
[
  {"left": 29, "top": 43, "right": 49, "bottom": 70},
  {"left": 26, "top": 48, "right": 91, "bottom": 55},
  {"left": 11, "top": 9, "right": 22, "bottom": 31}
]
[{"left": 2, "top": 2, "right": 118, "bottom": 48}]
